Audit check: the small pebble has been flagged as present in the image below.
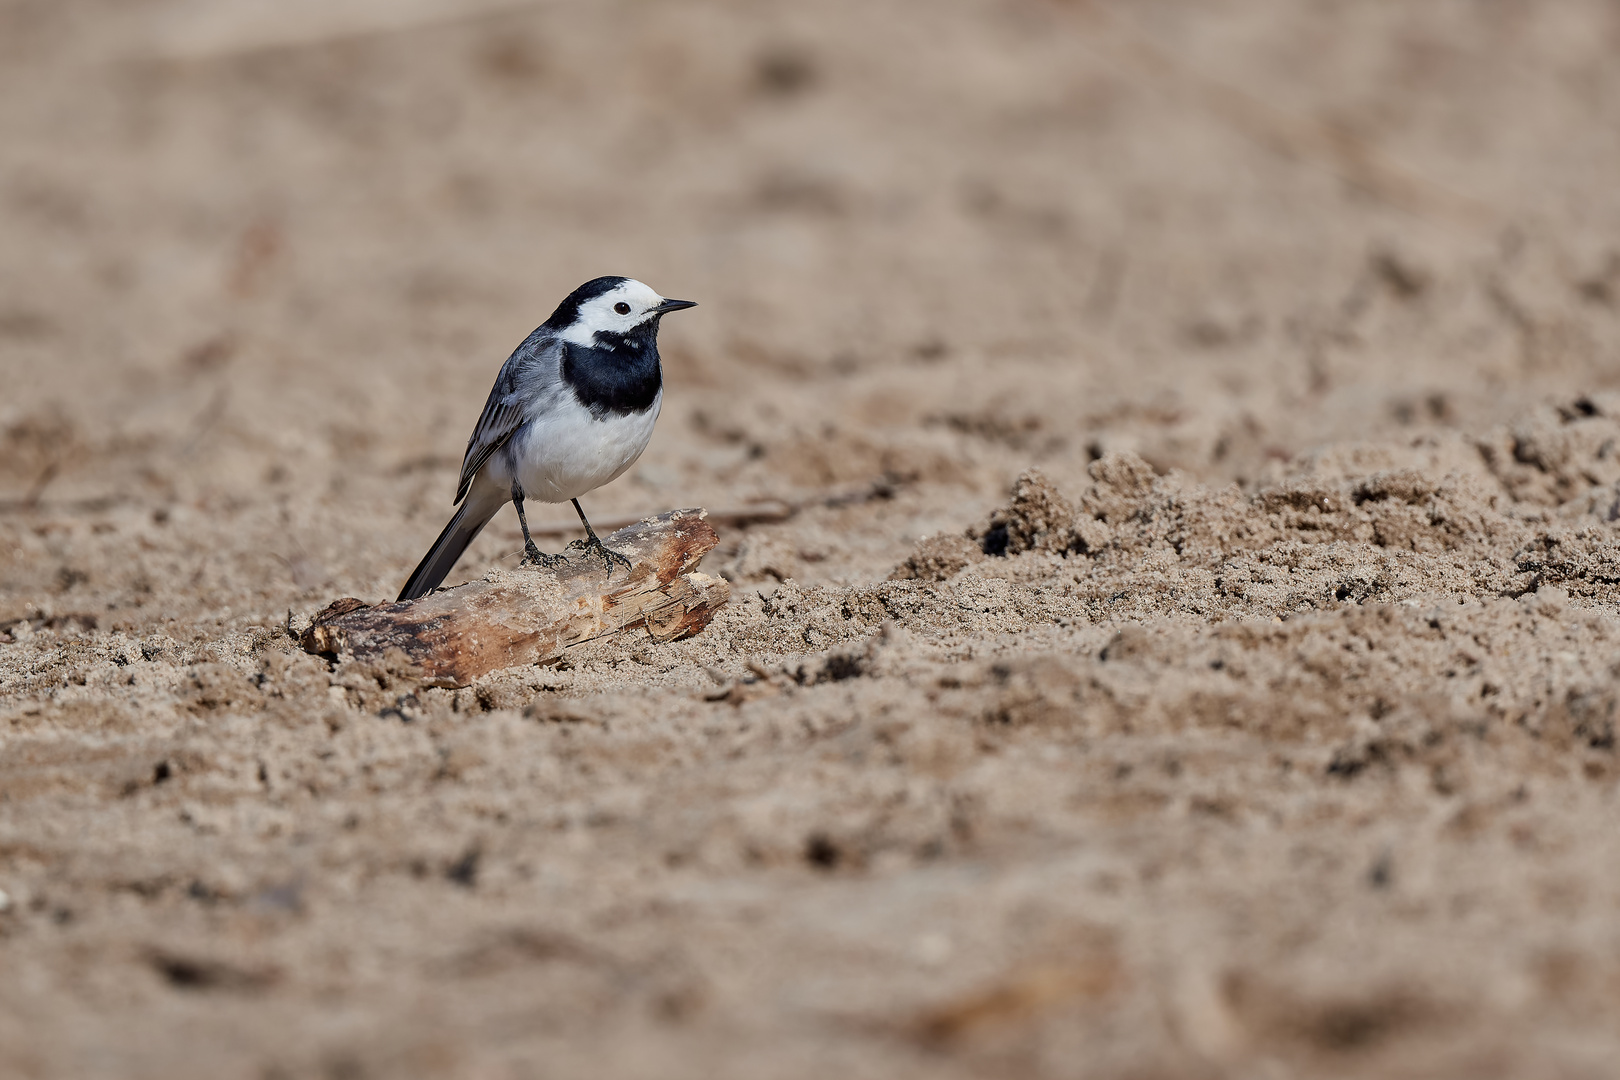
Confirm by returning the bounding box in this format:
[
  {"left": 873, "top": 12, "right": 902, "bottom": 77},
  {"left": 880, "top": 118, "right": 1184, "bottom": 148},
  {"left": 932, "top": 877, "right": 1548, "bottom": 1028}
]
[{"left": 0, "top": 889, "right": 12, "bottom": 913}]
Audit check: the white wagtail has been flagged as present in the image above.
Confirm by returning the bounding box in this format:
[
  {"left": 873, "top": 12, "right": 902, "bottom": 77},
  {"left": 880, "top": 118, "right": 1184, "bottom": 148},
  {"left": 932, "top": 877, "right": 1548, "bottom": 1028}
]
[{"left": 397, "top": 276, "right": 696, "bottom": 602}]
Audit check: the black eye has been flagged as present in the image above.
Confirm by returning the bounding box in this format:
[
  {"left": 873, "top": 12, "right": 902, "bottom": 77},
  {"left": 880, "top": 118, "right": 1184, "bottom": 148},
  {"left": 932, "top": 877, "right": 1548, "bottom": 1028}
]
[{"left": 614, "top": 302, "right": 631, "bottom": 315}]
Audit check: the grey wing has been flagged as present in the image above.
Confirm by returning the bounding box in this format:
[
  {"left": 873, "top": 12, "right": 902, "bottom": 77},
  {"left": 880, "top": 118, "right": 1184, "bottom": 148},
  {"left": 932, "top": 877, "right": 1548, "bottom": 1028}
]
[
  {"left": 453, "top": 391, "right": 523, "bottom": 503},
  {"left": 453, "top": 360, "right": 528, "bottom": 504},
  {"left": 452, "top": 330, "right": 561, "bottom": 504}
]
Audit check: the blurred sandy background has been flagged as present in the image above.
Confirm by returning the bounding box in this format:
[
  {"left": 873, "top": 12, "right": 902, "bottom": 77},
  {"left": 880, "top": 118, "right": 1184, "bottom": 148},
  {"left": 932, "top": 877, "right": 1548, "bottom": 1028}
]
[{"left": 4, "top": 1, "right": 1620, "bottom": 1077}]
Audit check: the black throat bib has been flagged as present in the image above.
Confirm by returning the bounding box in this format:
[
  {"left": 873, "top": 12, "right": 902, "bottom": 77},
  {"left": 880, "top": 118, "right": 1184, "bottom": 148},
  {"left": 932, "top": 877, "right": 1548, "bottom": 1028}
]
[{"left": 560, "top": 321, "right": 663, "bottom": 419}]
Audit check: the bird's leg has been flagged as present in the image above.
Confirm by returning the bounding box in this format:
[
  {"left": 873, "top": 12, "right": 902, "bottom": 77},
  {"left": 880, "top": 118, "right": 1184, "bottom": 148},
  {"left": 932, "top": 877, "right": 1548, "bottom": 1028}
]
[
  {"left": 567, "top": 498, "right": 634, "bottom": 579},
  {"left": 512, "top": 485, "right": 566, "bottom": 569}
]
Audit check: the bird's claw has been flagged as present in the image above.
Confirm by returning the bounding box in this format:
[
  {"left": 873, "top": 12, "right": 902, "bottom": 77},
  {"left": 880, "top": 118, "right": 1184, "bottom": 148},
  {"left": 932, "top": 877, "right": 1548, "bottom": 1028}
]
[
  {"left": 521, "top": 542, "right": 568, "bottom": 570},
  {"left": 568, "top": 536, "right": 634, "bottom": 580}
]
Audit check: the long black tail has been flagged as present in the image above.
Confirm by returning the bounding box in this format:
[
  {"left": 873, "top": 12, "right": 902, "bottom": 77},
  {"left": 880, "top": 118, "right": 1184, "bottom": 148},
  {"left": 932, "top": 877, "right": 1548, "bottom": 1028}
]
[{"left": 397, "top": 488, "right": 504, "bottom": 602}]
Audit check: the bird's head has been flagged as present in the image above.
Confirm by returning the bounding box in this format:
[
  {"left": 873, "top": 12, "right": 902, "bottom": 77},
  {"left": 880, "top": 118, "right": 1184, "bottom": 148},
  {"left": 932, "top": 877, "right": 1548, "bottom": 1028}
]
[{"left": 545, "top": 276, "right": 697, "bottom": 347}]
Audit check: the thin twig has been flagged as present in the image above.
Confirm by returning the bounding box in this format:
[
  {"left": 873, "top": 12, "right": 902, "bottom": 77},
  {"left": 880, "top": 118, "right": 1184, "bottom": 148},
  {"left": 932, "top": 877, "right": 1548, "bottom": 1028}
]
[
  {"left": 179, "top": 386, "right": 230, "bottom": 458},
  {"left": 522, "top": 500, "right": 794, "bottom": 538},
  {"left": 22, "top": 459, "right": 59, "bottom": 510},
  {"left": 518, "top": 477, "right": 901, "bottom": 539}
]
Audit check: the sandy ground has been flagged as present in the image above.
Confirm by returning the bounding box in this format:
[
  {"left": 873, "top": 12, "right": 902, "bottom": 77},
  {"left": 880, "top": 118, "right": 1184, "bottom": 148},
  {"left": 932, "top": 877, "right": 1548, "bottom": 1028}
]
[{"left": 5, "top": 1, "right": 1620, "bottom": 1076}]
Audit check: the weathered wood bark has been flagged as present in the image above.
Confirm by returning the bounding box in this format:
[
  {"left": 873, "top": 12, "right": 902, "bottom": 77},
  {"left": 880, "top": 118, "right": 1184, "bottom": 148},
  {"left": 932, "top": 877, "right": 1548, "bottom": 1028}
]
[{"left": 301, "top": 509, "right": 728, "bottom": 687}]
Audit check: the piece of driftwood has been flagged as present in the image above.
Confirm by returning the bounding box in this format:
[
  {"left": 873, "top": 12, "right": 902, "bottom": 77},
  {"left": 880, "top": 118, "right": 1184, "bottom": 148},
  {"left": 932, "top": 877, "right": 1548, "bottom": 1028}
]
[{"left": 301, "top": 509, "right": 728, "bottom": 688}]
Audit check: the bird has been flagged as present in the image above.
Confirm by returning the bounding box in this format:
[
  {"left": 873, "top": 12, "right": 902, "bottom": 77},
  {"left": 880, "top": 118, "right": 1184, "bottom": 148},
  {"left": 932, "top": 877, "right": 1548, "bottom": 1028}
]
[{"left": 396, "top": 276, "right": 696, "bottom": 603}]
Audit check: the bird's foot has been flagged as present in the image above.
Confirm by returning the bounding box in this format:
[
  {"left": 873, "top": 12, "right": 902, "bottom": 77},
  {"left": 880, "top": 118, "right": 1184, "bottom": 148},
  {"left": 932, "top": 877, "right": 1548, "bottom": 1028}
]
[
  {"left": 520, "top": 541, "right": 568, "bottom": 570},
  {"left": 567, "top": 535, "right": 635, "bottom": 580}
]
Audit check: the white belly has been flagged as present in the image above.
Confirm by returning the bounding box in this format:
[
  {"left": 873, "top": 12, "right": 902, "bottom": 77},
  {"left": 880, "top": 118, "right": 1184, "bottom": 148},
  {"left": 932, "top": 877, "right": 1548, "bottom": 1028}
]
[{"left": 500, "top": 391, "right": 661, "bottom": 503}]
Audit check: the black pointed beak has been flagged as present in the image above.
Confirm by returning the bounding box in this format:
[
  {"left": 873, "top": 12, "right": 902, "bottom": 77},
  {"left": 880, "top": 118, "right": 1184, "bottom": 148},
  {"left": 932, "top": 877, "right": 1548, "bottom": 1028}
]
[{"left": 653, "top": 298, "right": 697, "bottom": 314}]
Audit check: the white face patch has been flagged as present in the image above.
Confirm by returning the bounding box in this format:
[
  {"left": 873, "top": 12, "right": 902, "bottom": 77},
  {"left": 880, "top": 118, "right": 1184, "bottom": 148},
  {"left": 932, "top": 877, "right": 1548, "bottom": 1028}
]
[{"left": 557, "top": 279, "right": 667, "bottom": 346}]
